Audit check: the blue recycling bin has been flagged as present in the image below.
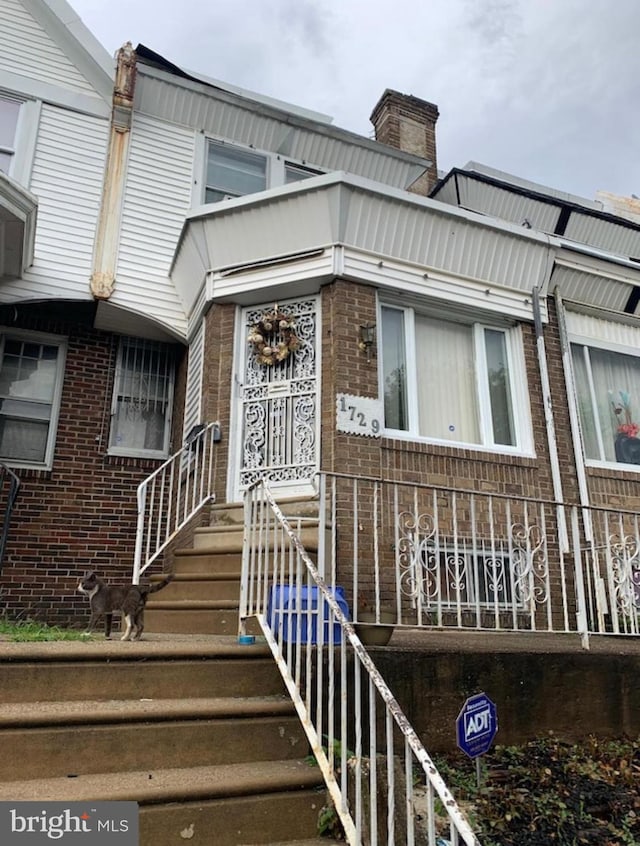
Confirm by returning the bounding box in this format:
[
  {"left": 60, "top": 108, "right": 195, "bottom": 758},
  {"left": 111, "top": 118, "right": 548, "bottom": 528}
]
[{"left": 267, "top": 585, "right": 350, "bottom": 644}]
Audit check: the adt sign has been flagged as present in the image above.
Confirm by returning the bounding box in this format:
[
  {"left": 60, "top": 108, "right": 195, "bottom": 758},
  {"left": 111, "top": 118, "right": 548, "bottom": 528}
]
[{"left": 456, "top": 693, "right": 498, "bottom": 759}]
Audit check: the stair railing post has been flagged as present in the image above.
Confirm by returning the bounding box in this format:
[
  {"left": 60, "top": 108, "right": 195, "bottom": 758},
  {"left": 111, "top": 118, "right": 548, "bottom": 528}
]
[{"left": 132, "top": 482, "right": 147, "bottom": 585}]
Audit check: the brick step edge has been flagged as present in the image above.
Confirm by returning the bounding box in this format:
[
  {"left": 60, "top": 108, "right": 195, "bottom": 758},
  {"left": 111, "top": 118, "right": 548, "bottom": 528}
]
[
  {"left": 0, "top": 759, "right": 324, "bottom": 804},
  {"left": 0, "top": 695, "right": 294, "bottom": 728}
]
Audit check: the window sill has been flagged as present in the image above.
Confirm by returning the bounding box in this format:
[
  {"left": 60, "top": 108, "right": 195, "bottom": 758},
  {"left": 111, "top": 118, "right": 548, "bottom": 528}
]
[
  {"left": 107, "top": 449, "right": 169, "bottom": 461},
  {"left": 380, "top": 432, "right": 536, "bottom": 463}
]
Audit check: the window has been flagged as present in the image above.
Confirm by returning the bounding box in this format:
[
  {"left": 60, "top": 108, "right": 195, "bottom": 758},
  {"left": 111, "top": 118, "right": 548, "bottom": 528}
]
[
  {"left": 0, "top": 94, "right": 21, "bottom": 175},
  {"left": 284, "top": 162, "right": 322, "bottom": 184},
  {"left": 204, "top": 140, "right": 322, "bottom": 203},
  {"left": 571, "top": 342, "right": 640, "bottom": 466},
  {"left": 205, "top": 143, "right": 267, "bottom": 203},
  {"left": 424, "top": 538, "right": 517, "bottom": 609},
  {"left": 381, "top": 304, "right": 527, "bottom": 450},
  {"left": 109, "top": 338, "right": 175, "bottom": 458},
  {"left": 0, "top": 330, "right": 66, "bottom": 468}
]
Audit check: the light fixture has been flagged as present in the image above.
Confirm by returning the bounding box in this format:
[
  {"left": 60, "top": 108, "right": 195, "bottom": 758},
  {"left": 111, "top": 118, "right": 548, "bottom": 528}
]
[{"left": 358, "top": 322, "right": 376, "bottom": 362}]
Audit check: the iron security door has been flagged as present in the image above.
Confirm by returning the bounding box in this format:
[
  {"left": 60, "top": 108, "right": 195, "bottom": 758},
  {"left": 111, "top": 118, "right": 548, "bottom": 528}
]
[{"left": 235, "top": 298, "right": 319, "bottom": 497}]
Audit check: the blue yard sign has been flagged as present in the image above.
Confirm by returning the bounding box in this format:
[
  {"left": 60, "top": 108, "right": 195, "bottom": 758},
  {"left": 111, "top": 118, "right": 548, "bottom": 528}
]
[{"left": 456, "top": 692, "right": 498, "bottom": 759}]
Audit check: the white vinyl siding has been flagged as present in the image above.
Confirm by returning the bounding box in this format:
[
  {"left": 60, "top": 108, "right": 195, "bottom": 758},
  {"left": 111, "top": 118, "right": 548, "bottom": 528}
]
[
  {"left": 114, "top": 114, "right": 193, "bottom": 335},
  {"left": 183, "top": 322, "right": 204, "bottom": 443},
  {"left": 0, "top": 328, "right": 66, "bottom": 469},
  {"left": 0, "top": 0, "right": 98, "bottom": 96},
  {"left": 2, "top": 104, "right": 108, "bottom": 301}
]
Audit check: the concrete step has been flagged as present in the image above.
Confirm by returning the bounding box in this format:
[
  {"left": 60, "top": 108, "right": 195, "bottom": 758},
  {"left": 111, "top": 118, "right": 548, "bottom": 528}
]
[
  {"left": 151, "top": 573, "right": 240, "bottom": 601},
  {"left": 0, "top": 710, "right": 307, "bottom": 780},
  {"left": 143, "top": 606, "right": 261, "bottom": 636},
  {"left": 209, "top": 498, "right": 320, "bottom": 527},
  {"left": 0, "top": 760, "right": 327, "bottom": 846},
  {"left": 192, "top": 524, "right": 326, "bottom": 553},
  {"left": 0, "top": 648, "right": 284, "bottom": 703},
  {"left": 0, "top": 640, "right": 329, "bottom": 845},
  {"left": 172, "top": 550, "right": 243, "bottom": 575}
]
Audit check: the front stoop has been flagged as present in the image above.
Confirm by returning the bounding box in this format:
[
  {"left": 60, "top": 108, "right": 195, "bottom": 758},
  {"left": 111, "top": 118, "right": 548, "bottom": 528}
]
[
  {"left": 145, "top": 499, "right": 323, "bottom": 636},
  {"left": 0, "top": 640, "right": 332, "bottom": 846}
]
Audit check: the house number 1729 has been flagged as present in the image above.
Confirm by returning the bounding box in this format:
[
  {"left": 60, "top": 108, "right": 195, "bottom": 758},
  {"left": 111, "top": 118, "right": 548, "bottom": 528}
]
[{"left": 336, "top": 393, "right": 383, "bottom": 438}]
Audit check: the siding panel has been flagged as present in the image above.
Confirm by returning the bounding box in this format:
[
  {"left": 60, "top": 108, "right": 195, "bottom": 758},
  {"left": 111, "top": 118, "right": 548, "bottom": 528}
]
[
  {"left": 113, "top": 114, "right": 192, "bottom": 335},
  {"left": 0, "top": 104, "right": 108, "bottom": 302},
  {"left": 0, "top": 0, "right": 97, "bottom": 95}
]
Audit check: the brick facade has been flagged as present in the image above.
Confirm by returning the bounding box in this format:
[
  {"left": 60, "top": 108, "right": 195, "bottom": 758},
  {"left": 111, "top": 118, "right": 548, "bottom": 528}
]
[{"left": 0, "top": 303, "right": 185, "bottom": 627}]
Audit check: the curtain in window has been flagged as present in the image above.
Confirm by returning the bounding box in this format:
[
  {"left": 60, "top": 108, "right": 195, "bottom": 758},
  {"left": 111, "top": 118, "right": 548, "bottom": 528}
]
[
  {"left": 572, "top": 344, "right": 640, "bottom": 463},
  {"left": 110, "top": 340, "right": 172, "bottom": 454},
  {"left": 415, "top": 315, "right": 480, "bottom": 443}
]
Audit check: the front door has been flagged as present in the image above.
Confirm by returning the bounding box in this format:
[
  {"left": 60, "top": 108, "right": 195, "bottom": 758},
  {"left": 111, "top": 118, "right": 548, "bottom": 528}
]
[{"left": 232, "top": 296, "right": 319, "bottom": 500}]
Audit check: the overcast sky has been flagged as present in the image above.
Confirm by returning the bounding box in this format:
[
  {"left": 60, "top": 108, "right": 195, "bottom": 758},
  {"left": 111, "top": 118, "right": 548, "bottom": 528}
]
[{"left": 69, "top": 0, "right": 639, "bottom": 202}]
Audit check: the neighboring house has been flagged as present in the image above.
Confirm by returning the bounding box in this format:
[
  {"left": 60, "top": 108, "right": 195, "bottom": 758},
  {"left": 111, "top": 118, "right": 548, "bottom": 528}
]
[{"left": 1, "top": 0, "right": 639, "bottom": 640}]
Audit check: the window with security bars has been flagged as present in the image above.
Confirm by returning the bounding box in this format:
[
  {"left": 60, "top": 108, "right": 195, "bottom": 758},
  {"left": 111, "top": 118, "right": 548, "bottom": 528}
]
[
  {"left": 422, "top": 539, "right": 517, "bottom": 608},
  {"left": 109, "top": 338, "right": 174, "bottom": 458}
]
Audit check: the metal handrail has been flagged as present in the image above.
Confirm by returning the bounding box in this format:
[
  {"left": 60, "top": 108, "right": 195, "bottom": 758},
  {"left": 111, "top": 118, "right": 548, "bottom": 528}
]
[
  {"left": 132, "top": 421, "right": 218, "bottom": 584},
  {"left": 241, "top": 479, "right": 479, "bottom": 846},
  {"left": 0, "top": 462, "right": 19, "bottom": 575}
]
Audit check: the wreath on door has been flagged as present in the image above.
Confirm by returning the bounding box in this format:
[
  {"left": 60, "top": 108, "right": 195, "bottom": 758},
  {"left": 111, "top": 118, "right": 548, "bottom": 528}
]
[{"left": 247, "top": 307, "right": 302, "bottom": 366}]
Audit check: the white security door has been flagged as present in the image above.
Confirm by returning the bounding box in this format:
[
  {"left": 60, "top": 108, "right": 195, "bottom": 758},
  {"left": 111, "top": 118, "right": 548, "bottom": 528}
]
[{"left": 233, "top": 297, "right": 319, "bottom": 499}]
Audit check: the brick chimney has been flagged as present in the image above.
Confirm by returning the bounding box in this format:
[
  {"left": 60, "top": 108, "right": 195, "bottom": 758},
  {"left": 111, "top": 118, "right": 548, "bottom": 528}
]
[{"left": 370, "top": 89, "right": 439, "bottom": 195}]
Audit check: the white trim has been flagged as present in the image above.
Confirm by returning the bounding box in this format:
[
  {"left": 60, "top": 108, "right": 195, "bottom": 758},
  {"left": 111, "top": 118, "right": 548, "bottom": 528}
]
[
  {"left": 0, "top": 70, "right": 110, "bottom": 119},
  {"left": 0, "top": 326, "right": 67, "bottom": 470},
  {"left": 207, "top": 244, "right": 547, "bottom": 324}
]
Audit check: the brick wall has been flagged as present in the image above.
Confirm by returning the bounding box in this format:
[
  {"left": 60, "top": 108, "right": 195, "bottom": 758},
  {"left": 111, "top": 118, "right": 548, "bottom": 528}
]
[
  {"left": 0, "top": 303, "right": 186, "bottom": 627},
  {"left": 370, "top": 89, "right": 439, "bottom": 194}
]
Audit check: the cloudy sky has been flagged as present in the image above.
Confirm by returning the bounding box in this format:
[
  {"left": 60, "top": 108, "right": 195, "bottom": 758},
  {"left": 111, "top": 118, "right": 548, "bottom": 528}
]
[{"left": 69, "top": 0, "right": 639, "bottom": 202}]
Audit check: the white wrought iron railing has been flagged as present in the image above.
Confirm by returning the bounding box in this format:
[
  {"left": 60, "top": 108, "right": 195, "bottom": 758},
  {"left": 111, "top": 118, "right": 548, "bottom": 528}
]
[
  {"left": 312, "top": 471, "right": 640, "bottom": 643},
  {"left": 132, "top": 421, "right": 218, "bottom": 584},
  {"left": 241, "top": 480, "right": 480, "bottom": 846}
]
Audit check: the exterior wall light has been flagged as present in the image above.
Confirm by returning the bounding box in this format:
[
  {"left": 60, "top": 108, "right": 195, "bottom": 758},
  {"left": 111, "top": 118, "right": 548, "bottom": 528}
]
[{"left": 358, "top": 322, "right": 376, "bottom": 362}]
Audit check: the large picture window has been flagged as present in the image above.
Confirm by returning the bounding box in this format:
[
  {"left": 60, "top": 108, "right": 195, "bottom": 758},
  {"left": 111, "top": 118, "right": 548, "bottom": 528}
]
[
  {"left": 381, "top": 305, "right": 528, "bottom": 451},
  {"left": 0, "top": 330, "right": 66, "bottom": 468},
  {"left": 571, "top": 342, "right": 640, "bottom": 466},
  {"left": 109, "top": 338, "right": 175, "bottom": 458}
]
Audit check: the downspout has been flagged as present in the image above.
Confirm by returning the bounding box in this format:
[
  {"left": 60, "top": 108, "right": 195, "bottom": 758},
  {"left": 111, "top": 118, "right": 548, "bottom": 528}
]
[
  {"left": 554, "top": 288, "right": 592, "bottom": 648},
  {"left": 532, "top": 285, "right": 568, "bottom": 552},
  {"left": 90, "top": 42, "right": 137, "bottom": 299}
]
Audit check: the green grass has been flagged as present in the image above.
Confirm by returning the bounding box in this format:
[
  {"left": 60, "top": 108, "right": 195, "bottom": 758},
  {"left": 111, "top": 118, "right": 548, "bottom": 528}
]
[{"left": 0, "top": 617, "right": 93, "bottom": 642}]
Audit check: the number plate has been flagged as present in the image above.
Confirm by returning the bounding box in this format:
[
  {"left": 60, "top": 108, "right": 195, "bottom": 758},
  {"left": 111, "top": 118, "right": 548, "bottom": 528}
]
[{"left": 336, "top": 393, "right": 383, "bottom": 438}]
